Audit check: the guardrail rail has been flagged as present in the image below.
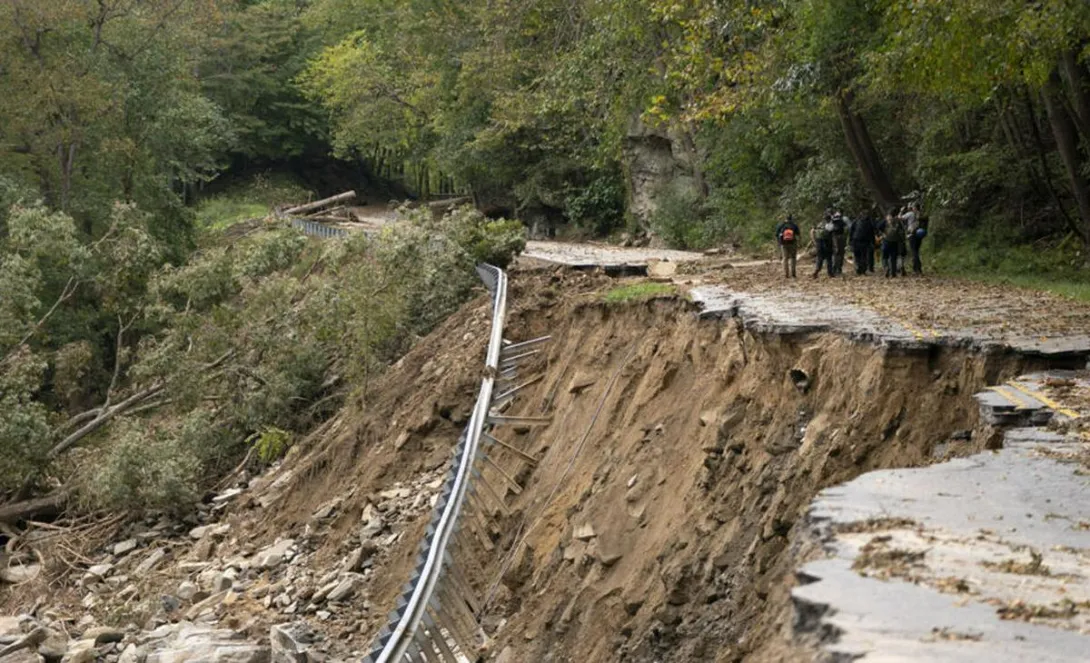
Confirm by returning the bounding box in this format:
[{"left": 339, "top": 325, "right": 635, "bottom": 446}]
[{"left": 363, "top": 264, "right": 550, "bottom": 662}]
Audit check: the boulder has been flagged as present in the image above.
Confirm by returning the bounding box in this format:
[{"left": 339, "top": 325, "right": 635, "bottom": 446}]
[{"left": 141, "top": 622, "right": 269, "bottom": 663}]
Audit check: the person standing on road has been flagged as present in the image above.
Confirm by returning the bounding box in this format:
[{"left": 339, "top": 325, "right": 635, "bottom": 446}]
[
  {"left": 882, "top": 212, "right": 906, "bottom": 278},
  {"left": 811, "top": 218, "right": 835, "bottom": 278},
  {"left": 831, "top": 211, "right": 848, "bottom": 276},
  {"left": 904, "top": 203, "right": 927, "bottom": 275},
  {"left": 775, "top": 215, "right": 801, "bottom": 278},
  {"left": 848, "top": 212, "right": 876, "bottom": 275}
]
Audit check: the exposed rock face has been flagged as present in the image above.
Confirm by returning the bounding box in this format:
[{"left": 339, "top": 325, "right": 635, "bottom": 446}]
[{"left": 621, "top": 116, "right": 700, "bottom": 231}]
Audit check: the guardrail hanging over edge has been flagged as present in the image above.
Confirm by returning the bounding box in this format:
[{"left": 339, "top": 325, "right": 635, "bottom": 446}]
[{"left": 365, "top": 264, "right": 509, "bottom": 663}]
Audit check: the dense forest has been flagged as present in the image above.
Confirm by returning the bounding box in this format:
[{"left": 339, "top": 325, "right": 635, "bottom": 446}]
[{"left": 2, "top": 0, "right": 1090, "bottom": 518}]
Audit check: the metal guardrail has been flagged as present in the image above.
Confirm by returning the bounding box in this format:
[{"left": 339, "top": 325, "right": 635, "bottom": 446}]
[
  {"left": 363, "top": 266, "right": 551, "bottom": 662},
  {"left": 291, "top": 218, "right": 349, "bottom": 239},
  {"left": 365, "top": 265, "right": 506, "bottom": 662}
]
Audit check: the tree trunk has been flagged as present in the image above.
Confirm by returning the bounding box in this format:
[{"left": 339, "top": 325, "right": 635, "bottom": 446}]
[
  {"left": 283, "top": 191, "right": 357, "bottom": 216},
  {"left": 0, "top": 490, "right": 69, "bottom": 524},
  {"left": 1060, "top": 49, "right": 1090, "bottom": 144},
  {"left": 836, "top": 91, "right": 898, "bottom": 209},
  {"left": 1042, "top": 70, "right": 1090, "bottom": 250}
]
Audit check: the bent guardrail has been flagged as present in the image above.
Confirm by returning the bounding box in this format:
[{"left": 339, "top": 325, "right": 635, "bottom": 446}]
[{"left": 364, "top": 265, "right": 550, "bottom": 662}]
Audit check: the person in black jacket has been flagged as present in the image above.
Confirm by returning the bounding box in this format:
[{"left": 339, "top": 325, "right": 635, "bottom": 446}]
[
  {"left": 830, "top": 212, "right": 848, "bottom": 275},
  {"left": 848, "top": 212, "right": 876, "bottom": 275},
  {"left": 774, "top": 215, "right": 801, "bottom": 278}
]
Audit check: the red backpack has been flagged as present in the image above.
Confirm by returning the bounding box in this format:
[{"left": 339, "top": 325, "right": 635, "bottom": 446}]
[{"left": 782, "top": 228, "right": 795, "bottom": 242}]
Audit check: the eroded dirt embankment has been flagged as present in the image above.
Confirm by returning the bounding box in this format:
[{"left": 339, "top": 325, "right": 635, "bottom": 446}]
[
  {"left": 1, "top": 269, "right": 1066, "bottom": 663},
  {"left": 454, "top": 279, "right": 1058, "bottom": 663}
]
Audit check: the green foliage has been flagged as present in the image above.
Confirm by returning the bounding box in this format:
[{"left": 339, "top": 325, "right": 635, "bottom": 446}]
[
  {"left": 649, "top": 181, "right": 724, "bottom": 250},
  {"left": 251, "top": 427, "right": 293, "bottom": 464},
  {"left": 602, "top": 282, "right": 676, "bottom": 304}
]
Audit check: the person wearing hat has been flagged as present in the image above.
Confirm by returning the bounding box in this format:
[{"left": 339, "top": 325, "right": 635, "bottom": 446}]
[{"left": 774, "top": 214, "right": 801, "bottom": 278}]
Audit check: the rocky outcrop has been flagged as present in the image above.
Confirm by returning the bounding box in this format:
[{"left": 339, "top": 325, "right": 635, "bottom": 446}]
[{"left": 621, "top": 116, "right": 701, "bottom": 230}]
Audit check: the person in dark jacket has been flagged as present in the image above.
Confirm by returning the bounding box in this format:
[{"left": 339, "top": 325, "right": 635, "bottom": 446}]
[
  {"left": 848, "top": 213, "right": 876, "bottom": 275},
  {"left": 811, "top": 220, "right": 835, "bottom": 278},
  {"left": 774, "top": 215, "right": 801, "bottom": 278},
  {"left": 830, "top": 212, "right": 848, "bottom": 275}
]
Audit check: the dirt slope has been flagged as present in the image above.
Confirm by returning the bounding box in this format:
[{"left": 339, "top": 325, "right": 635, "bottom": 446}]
[
  {"left": 464, "top": 282, "right": 1053, "bottom": 662},
  {"left": 1, "top": 266, "right": 1071, "bottom": 663}
]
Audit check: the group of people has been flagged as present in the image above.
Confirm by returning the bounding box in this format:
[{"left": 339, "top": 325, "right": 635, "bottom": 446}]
[{"left": 774, "top": 203, "right": 929, "bottom": 279}]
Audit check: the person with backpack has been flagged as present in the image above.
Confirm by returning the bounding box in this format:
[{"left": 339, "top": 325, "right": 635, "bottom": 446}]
[
  {"left": 882, "top": 211, "right": 907, "bottom": 278},
  {"left": 848, "top": 211, "right": 876, "bottom": 275},
  {"left": 811, "top": 217, "right": 835, "bottom": 278},
  {"left": 904, "top": 203, "right": 927, "bottom": 275},
  {"left": 774, "top": 215, "right": 801, "bottom": 278},
  {"left": 830, "top": 211, "right": 848, "bottom": 275}
]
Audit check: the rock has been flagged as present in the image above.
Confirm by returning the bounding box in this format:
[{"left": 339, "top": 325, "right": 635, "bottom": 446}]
[
  {"left": 177, "top": 581, "right": 199, "bottom": 601},
  {"left": 269, "top": 624, "right": 313, "bottom": 663},
  {"left": 393, "top": 431, "right": 411, "bottom": 451},
  {"left": 647, "top": 259, "right": 677, "bottom": 277},
  {"left": 189, "top": 523, "right": 230, "bottom": 540},
  {"left": 59, "top": 641, "right": 97, "bottom": 663},
  {"left": 0, "top": 615, "right": 25, "bottom": 637},
  {"left": 117, "top": 644, "right": 140, "bottom": 663},
  {"left": 495, "top": 647, "right": 516, "bottom": 663},
  {"left": 113, "top": 539, "right": 138, "bottom": 556},
  {"left": 38, "top": 628, "right": 68, "bottom": 662},
  {"left": 212, "top": 488, "right": 243, "bottom": 503},
  {"left": 212, "top": 573, "right": 234, "bottom": 593},
  {"left": 1, "top": 563, "right": 42, "bottom": 584},
  {"left": 326, "top": 574, "right": 362, "bottom": 602},
  {"left": 572, "top": 523, "right": 596, "bottom": 541},
  {"left": 141, "top": 623, "right": 269, "bottom": 663},
  {"left": 134, "top": 549, "right": 166, "bottom": 575},
  {"left": 256, "top": 540, "right": 296, "bottom": 569},
  {"left": 311, "top": 581, "right": 338, "bottom": 604},
  {"left": 87, "top": 563, "right": 114, "bottom": 578},
  {"left": 567, "top": 371, "right": 596, "bottom": 394},
  {"left": 83, "top": 627, "right": 125, "bottom": 645},
  {"left": 342, "top": 548, "right": 363, "bottom": 573},
  {"left": 190, "top": 536, "right": 216, "bottom": 562}
]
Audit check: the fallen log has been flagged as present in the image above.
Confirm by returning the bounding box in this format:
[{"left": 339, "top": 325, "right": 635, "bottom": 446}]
[
  {"left": 284, "top": 191, "right": 356, "bottom": 216},
  {"left": 305, "top": 205, "right": 350, "bottom": 218},
  {"left": 0, "top": 491, "right": 70, "bottom": 524}
]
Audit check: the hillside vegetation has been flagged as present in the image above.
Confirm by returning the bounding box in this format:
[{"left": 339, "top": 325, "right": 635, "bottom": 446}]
[{"left": 2, "top": 0, "right": 1090, "bottom": 517}]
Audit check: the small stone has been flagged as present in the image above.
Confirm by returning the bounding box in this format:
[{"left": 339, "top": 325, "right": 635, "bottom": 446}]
[
  {"left": 212, "top": 573, "right": 233, "bottom": 593},
  {"left": 38, "top": 628, "right": 68, "bottom": 661},
  {"left": 626, "top": 474, "right": 638, "bottom": 489},
  {"left": 113, "top": 539, "right": 138, "bottom": 556},
  {"left": 189, "top": 523, "right": 230, "bottom": 540},
  {"left": 212, "top": 488, "right": 243, "bottom": 503},
  {"left": 117, "top": 644, "right": 139, "bottom": 663},
  {"left": 87, "top": 563, "right": 114, "bottom": 578},
  {"left": 342, "top": 548, "right": 363, "bottom": 573},
  {"left": 83, "top": 627, "right": 124, "bottom": 645},
  {"left": 568, "top": 372, "right": 596, "bottom": 394},
  {"left": 134, "top": 549, "right": 166, "bottom": 575},
  {"left": 177, "top": 581, "right": 199, "bottom": 601},
  {"left": 316, "top": 611, "right": 331, "bottom": 621},
  {"left": 572, "top": 523, "right": 596, "bottom": 541},
  {"left": 327, "top": 574, "right": 362, "bottom": 602},
  {"left": 60, "top": 641, "right": 97, "bottom": 663},
  {"left": 256, "top": 539, "right": 296, "bottom": 569}
]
